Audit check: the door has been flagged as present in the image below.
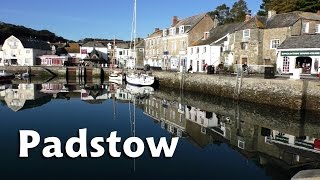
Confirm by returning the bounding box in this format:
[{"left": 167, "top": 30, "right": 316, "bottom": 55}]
[{"left": 197, "top": 61, "right": 199, "bottom": 72}]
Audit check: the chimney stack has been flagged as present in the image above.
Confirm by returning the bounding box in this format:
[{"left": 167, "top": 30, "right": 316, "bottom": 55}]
[
  {"left": 172, "top": 16, "right": 178, "bottom": 26},
  {"left": 155, "top": 28, "right": 160, "bottom": 32},
  {"left": 245, "top": 10, "right": 252, "bottom": 22},
  {"left": 268, "top": 10, "right": 277, "bottom": 19}
]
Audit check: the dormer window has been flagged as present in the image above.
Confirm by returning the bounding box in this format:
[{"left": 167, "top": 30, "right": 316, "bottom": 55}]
[
  {"left": 179, "top": 26, "right": 185, "bottom": 34},
  {"left": 163, "top": 29, "right": 167, "bottom": 36},
  {"left": 170, "top": 28, "right": 176, "bottom": 35},
  {"left": 302, "top": 22, "right": 309, "bottom": 33},
  {"left": 204, "top": 32, "right": 210, "bottom": 40}
]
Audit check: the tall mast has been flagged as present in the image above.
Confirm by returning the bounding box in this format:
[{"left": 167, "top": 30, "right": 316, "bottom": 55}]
[{"left": 129, "top": 0, "right": 137, "bottom": 70}]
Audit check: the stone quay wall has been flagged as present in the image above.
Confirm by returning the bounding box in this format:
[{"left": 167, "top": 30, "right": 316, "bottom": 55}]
[
  {"left": 0, "top": 66, "right": 106, "bottom": 77},
  {"left": 152, "top": 71, "right": 320, "bottom": 112}
]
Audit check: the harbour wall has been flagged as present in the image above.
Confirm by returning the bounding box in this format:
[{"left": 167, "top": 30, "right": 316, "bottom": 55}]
[
  {"left": 0, "top": 66, "right": 108, "bottom": 77},
  {"left": 152, "top": 71, "right": 320, "bottom": 112}
]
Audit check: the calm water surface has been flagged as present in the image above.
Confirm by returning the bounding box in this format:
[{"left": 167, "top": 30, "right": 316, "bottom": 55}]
[{"left": 0, "top": 82, "right": 319, "bottom": 179}]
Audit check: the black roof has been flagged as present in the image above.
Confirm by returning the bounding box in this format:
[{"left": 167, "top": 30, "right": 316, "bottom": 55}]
[
  {"left": 278, "top": 34, "right": 320, "bottom": 49},
  {"left": 19, "top": 38, "right": 51, "bottom": 50}
]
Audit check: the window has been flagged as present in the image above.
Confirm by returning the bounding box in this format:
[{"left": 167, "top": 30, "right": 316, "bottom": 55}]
[
  {"left": 196, "top": 47, "right": 199, "bottom": 54},
  {"left": 204, "top": 32, "right": 210, "bottom": 39},
  {"left": 181, "top": 41, "right": 186, "bottom": 50},
  {"left": 270, "top": 39, "right": 280, "bottom": 49},
  {"left": 302, "top": 22, "right": 309, "bottom": 33},
  {"left": 283, "top": 56, "right": 290, "bottom": 73},
  {"left": 157, "top": 49, "right": 160, "bottom": 55},
  {"left": 243, "top": 29, "right": 250, "bottom": 38},
  {"left": 316, "top": 24, "right": 320, "bottom": 33},
  {"left": 26, "top": 50, "right": 30, "bottom": 54},
  {"left": 238, "top": 140, "right": 245, "bottom": 149},
  {"left": 170, "top": 28, "right": 176, "bottom": 35},
  {"left": 163, "top": 29, "right": 167, "bottom": 36},
  {"left": 157, "top": 38, "right": 160, "bottom": 45},
  {"left": 241, "top": 42, "right": 248, "bottom": 50},
  {"left": 179, "top": 26, "right": 184, "bottom": 34},
  {"left": 204, "top": 46, "right": 207, "bottom": 53},
  {"left": 191, "top": 48, "right": 193, "bottom": 55}
]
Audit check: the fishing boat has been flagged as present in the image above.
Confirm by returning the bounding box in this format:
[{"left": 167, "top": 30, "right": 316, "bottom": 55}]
[
  {"left": 125, "top": 0, "right": 155, "bottom": 86},
  {"left": 126, "top": 83, "right": 154, "bottom": 98},
  {"left": 0, "top": 70, "right": 15, "bottom": 81}
]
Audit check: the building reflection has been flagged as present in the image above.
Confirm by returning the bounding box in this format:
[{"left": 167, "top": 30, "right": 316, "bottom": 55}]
[
  {"left": 0, "top": 84, "right": 51, "bottom": 112},
  {"left": 143, "top": 93, "right": 320, "bottom": 177}
]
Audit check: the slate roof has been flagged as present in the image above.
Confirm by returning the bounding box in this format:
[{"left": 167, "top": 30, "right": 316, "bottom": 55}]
[
  {"left": 266, "top": 11, "right": 320, "bottom": 29},
  {"left": 19, "top": 38, "right": 51, "bottom": 50},
  {"left": 191, "top": 22, "right": 243, "bottom": 46},
  {"left": 236, "top": 16, "right": 267, "bottom": 31},
  {"left": 174, "top": 13, "right": 207, "bottom": 30},
  {"left": 147, "top": 30, "right": 162, "bottom": 38},
  {"left": 136, "top": 40, "right": 145, "bottom": 48},
  {"left": 278, "top": 34, "right": 320, "bottom": 49},
  {"left": 82, "top": 41, "right": 106, "bottom": 48}
]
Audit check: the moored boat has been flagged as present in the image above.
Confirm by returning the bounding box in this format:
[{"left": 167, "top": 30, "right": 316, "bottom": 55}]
[{"left": 0, "top": 70, "right": 15, "bottom": 81}]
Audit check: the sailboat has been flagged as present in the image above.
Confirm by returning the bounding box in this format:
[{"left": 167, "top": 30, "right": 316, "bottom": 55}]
[
  {"left": 125, "top": 0, "right": 155, "bottom": 86},
  {"left": 109, "top": 37, "right": 124, "bottom": 84}
]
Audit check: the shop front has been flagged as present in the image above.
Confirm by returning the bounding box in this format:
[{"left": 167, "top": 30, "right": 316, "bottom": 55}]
[{"left": 277, "top": 50, "right": 320, "bottom": 75}]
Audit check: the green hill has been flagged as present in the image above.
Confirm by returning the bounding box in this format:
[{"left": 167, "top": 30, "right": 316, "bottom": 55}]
[{"left": 0, "top": 21, "right": 69, "bottom": 44}]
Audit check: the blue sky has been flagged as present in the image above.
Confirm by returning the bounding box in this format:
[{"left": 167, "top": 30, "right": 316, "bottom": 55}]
[{"left": 0, "top": 0, "right": 261, "bottom": 41}]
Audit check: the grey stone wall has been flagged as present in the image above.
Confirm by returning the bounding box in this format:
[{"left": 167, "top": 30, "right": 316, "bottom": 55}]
[
  {"left": 233, "top": 29, "right": 264, "bottom": 65},
  {"left": 153, "top": 71, "right": 320, "bottom": 112}
]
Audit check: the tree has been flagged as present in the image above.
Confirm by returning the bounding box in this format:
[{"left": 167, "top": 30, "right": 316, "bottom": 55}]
[
  {"left": 257, "top": 0, "right": 271, "bottom": 16},
  {"left": 230, "top": 0, "right": 249, "bottom": 22},
  {"left": 258, "top": 0, "right": 320, "bottom": 14},
  {"left": 209, "top": 4, "right": 233, "bottom": 25}
]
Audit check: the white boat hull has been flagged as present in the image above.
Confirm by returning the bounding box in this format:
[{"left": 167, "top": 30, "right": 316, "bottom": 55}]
[{"left": 126, "top": 74, "right": 155, "bottom": 86}]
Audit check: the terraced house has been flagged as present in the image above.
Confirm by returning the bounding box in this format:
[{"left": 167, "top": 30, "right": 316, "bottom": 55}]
[
  {"left": 158, "top": 13, "right": 217, "bottom": 71},
  {"left": 144, "top": 28, "right": 163, "bottom": 67},
  {"left": 188, "top": 22, "right": 242, "bottom": 72}
]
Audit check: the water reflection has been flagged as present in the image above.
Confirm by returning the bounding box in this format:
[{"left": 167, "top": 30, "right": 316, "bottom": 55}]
[
  {"left": 144, "top": 89, "right": 320, "bottom": 179},
  {"left": 0, "top": 81, "right": 319, "bottom": 179}
]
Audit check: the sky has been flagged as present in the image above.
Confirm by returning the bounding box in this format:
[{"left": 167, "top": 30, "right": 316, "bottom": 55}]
[{"left": 0, "top": 0, "right": 261, "bottom": 41}]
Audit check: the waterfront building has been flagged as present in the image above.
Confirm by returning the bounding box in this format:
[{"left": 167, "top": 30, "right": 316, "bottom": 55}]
[
  {"left": 159, "top": 14, "right": 217, "bottom": 71},
  {"left": 187, "top": 22, "right": 242, "bottom": 72},
  {"left": 80, "top": 41, "right": 109, "bottom": 63},
  {"left": 276, "top": 34, "right": 320, "bottom": 75},
  {"left": 83, "top": 48, "right": 107, "bottom": 67},
  {"left": 264, "top": 11, "right": 320, "bottom": 66},
  {"left": 144, "top": 28, "right": 163, "bottom": 67},
  {"left": 0, "top": 45, "right": 3, "bottom": 66},
  {"left": 114, "top": 42, "right": 132, "bottom": 68},
  {"left": 39, "top": 55, "right": 69, "bottom": 66},
  {"left": 1, "top": 35, "right": 51, "bottom": 66}
]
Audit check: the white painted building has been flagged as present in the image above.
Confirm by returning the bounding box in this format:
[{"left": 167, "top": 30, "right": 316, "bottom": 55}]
[
  {"left": 2, "top": 35, "right": 51, "bottom": 66},
  {"left": 187, "top": 44, "right": 220, "bottom": 73},
  {"left": 0, "top": 45, "right": 4, "bottom": 66},
  {"left": 80, "top": 41, "right": 109, "bottom": 60},
  {"left": 276, "top": 35, "right": 320, "bottom": 75},
  {"left": 187, "top": 23, "right": 241, "bottom": 72},
  {"left": 39, "top": 55, "right": 69, "bottom": 66}
]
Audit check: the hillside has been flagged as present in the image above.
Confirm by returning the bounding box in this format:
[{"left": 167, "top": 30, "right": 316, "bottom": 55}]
[{"left": 0, "top": 21, "right": 69, "bottom": 44}]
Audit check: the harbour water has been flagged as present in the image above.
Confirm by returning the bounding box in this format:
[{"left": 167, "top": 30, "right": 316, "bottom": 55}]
[{"left": 0, "top": 82, "right": 319, "bottom": 179}]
